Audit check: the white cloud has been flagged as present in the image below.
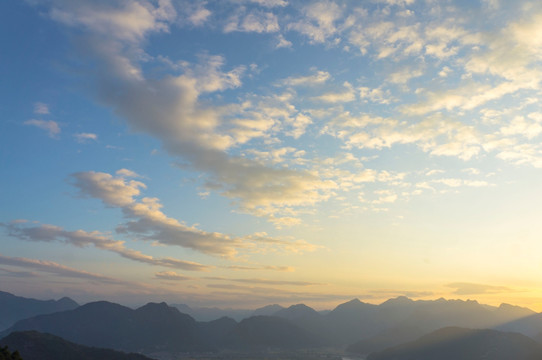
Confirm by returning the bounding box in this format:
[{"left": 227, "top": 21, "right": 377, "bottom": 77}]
[
  {"left": 116, "top": 168, "right": 141, "bottom": 178},
  {"left": 225, "top": 10, "right": 279, "bottom": 33},
  {"left": 288, "top": 0, "right": 343, "bottom": 43},
  {"left": 281, "top": 70, "right": 330, "bottom": 87},
  {"left": 24, "top": 119, "right": 61, "bottom": 138},
  {"left": 276, "top": 34, "right": 293, "bottom": 48},
  {"left": 49, "top": 0, "right": 176, "bottom": 43},
  {"left": 74, "top": 132, "right": 98, "bottom": 143},
  {"left": 313, "top": 81, "right": 355, "bottom": 103},
  {"left": 33, "top": 102, "right": 50, "bottom": 114}
]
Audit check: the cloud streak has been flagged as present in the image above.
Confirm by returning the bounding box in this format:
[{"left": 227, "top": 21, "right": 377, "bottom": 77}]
[{"left": 3, "top": 221, "right": 211, "bottom": 271}]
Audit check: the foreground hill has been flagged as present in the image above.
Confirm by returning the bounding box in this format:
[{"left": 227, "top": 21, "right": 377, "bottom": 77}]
[
  {"left": 0, "top": 291, "right": 78, "bottom": 331},
  {"left": 367, "top": 327, "right": 542, "bottom": 360},
  {"left": 0, "top": 331, "right": 152, "bottom": 360}
]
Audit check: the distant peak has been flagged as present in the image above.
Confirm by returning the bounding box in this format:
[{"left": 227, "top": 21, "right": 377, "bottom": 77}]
[
  {"left": 138, "top": 301, "right": 172, "bottom": 310},
  {"left": 346, "top": 298, "right": 362, "bottom": 304},
  {"left": 381, "top": 296, "right": 414, "bottom": 306}
]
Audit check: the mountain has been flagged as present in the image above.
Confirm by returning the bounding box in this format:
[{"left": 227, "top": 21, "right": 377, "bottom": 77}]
[
  {"left": 171, "top": 303, "right": 253, "bottom": 321},
  {"left": 3, "top": 301, "right": 204, "bottom": 353},
  {"left": 347, "top": 325, "right": 426, "bottom": 355},
  {"left": 324, "top": 298, "right": 381, "bottom": 345},
  {"left": 225, "top": 315, "right": 322, "bottom": 350},
  {"left": 0, "top": 291, "right": 78, "bottom": 331},
  {"left": 0, "top": 331, "right": 152, "bottom": 360},
  {"left": 3, "top": 301, "right": 321, "bottom": 354},
  {"left": 273, "top": 304, "right": 320, "bottom": 320},
  {"left": 345, "top": 297, "right": 542, "bottom": 353},
  {"left": 367, "top": 327, "right": 542, "bottom": 360},
  {"left": 197, "top": 316, "right": 238, "bottom": 349},
  {"left": 252, "top": 304, "right": 284, "bottom": 316}
]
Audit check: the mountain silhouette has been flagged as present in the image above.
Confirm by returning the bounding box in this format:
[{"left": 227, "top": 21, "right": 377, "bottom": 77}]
[
  {"left": 367, "top": 326, "right": 542, "bottom": 360},
  {"left": 225, "top": 315, "right": 322, "bottom": 350},
  {"left": 0, "top": 331, "right": 152, "bottom": 360},
  {"left": 0, "top": 291, "right": 78, "bottom": 331}
]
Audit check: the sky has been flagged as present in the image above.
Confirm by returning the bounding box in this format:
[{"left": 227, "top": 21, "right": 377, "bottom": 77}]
[{"left": 1, "top": 0, "right": 542, "bottom": 311}]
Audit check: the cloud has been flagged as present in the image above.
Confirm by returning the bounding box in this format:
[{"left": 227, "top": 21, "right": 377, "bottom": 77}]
[
  {"left": 155, "top": 271, "right": 191, "bottom": 281},
  {"left": 72, "top": 171, "right": 146, "bottom": 207},
  {"left": 49, "top": 0, "right": 176, "bottom": 43},
  {"left": 287, "top": 0, "right": 343, "bottom": 43},
  {"left": 74, "top": 132, "right": 98, "bottom": 143},
  {"left": 71, "top": 170, "right": 321, "bottom": 257},
  {"left": 276, "top": 34, "right": 292, "bottom": 48},
  {"left": 446, "top": 282, "right": 516, "bottom": 295},
  {"left": 205, "top": 276, "right": 323, "bottom": 286},
  {"left": 281, "top": 70, "right": 330, "bottom": 87},
  {"left": 0, "top": 253, "right": 120, "bottom": 283},
  {"left": 3, "top": 221, "right": 211, "bottom": 271},
  {"left": 44, "top": 0, "right": 338, "bottom": 224},
  {"left": 323, "top": 112, "right": 482, "bottom": 161},
  {"left": 33, "top": 102, "right": 50, "bottom": 114},
  {"left": 313, "top": 81, "right": 355, "bottom": 103},
  {"left": 24, "top": 119, "right": 60, "bottom": 138},
  {"left": 227, "top": 265, "right": 295, "bottom": 271},
  {"left": 116, "top": 168, "right": 141, "bottom": 178},
  {"left": 225, "top": 10, "right": 280, "bottom": 33},
  {"left": 238, "top": 0, "right": 288, "bottom": 7}
]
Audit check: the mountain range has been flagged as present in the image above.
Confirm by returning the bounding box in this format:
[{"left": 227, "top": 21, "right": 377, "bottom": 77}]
[{"left": 2, "top": 290, "right": 542, "bottom": 359}]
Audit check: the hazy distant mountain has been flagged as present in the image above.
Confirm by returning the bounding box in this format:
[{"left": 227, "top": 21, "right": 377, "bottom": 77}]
[
  {"left": 367, "top": 327, "right": 542, "bottom": 360},
  {"left": 252, "top": 304, "right": 285, "bottom": 316},
  {"left": 225, "top": 315, "right": 322, "bottom": 350},
  {"left": 0, "top": 331, "right": 152, "bottom": 360},
  {"left": 324, "top": 298, "right": 381, "bottom": 345},
  {"left": 273, "top": 304, "right": 320, "bottom": 320},
  {"left": 0, "top": 291, "right": 78, "bottom": 331},
  {"left": 344, "top": 297, "right": 542, "bottom": 353},
  {"left": 197, "top": 316, "right": 238, "bottom": 349},
  {"left": 171, "top": 303, "right": 253, "bottom": 321}
]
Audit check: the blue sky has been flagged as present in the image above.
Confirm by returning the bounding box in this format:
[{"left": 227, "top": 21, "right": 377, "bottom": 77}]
[{"left": 2, "top": 0, "right": 542, "bottom": 310}]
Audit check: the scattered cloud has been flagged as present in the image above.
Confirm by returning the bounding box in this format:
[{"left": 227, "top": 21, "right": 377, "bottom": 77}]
[
  {"left": 74, "top": 132, "right": 98, "bottom": 143},
  {"left": 205, "top": 276, "right": 323, "bottom": 286},
  {"left": 446, "top": 282, "right": 517, "bottom": 295},
  {"left": 33, "top": 102, "right": 49, "bottom": 114},
  {"left": 24, "top": 119, "right": 60, "bottom": 138},
  {"left": 71, "top": 170, "right": 321, "bottom": 257},
  {"left": 0, "top": 253, "right": 120, "bottom": 283},
  {"left": 3, "top": 221, "right": 211, "bottom": 271},
  {"left": 155, "top": 271, "right": 191, "bottom": 281},
  {"left": 287, "top": 0, "right": 343, "bottom": 44}
]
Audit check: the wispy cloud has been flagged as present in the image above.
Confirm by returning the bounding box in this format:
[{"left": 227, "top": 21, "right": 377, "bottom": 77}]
[
  {"left": 24, "top": 119, "right": 60, "bottom": 138},
  {"left": 155, "top": 271, "right": 192, "bottom": 281},
  {"left": 70, "top": 170, "right": 321, "bottom": 257},
  {"left": 74, "top": 132, "right": 98, "bottom": 143},
  {"left": 0, "top": 253, "right": 120, "bottom": 283},
  {"left": 3, "top": 221, "right": 211, "bottom": 271},
  {"left": 446, "top": 282, "right": 517, "bottom": 295},
  {"left": 33, "top": 102, "right": 49, "bottom": 114}
]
